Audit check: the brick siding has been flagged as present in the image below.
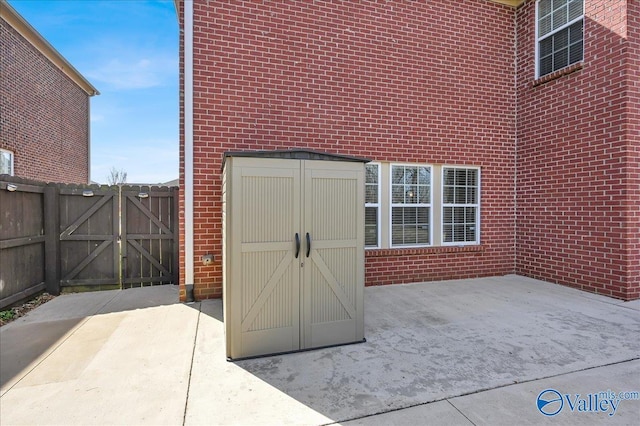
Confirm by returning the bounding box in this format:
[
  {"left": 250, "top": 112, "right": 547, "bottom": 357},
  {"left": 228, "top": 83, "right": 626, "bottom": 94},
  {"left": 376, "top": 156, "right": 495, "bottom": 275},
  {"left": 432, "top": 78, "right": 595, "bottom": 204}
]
[
  {"left": 515, "top": 0, "right": 638, "bottom": 300},
  {"left": 0, "top": 16, "right": 89, "bottom": 184},
  {"left": 179, "top": 0, "right": 517, "bottom": 301},
  {"left": 178, "top": 0, "right": 638, "bottom": 301}
]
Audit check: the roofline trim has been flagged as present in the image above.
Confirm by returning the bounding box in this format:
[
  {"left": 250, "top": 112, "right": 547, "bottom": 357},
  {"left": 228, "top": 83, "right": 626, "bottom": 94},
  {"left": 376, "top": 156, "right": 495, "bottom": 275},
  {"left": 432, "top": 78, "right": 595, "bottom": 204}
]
[{"left": 1, "top": 0, "right": 99, "bottom": 96}]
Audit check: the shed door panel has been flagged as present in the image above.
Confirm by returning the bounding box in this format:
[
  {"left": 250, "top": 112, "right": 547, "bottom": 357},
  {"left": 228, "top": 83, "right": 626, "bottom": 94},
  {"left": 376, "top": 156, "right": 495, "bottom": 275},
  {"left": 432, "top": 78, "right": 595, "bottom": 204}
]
[
  {"left": 302, "top": 161, "right": 365, "bottom": 349},
  {"left": 232, "top": 163, "right": 301, "bottom": 358}
]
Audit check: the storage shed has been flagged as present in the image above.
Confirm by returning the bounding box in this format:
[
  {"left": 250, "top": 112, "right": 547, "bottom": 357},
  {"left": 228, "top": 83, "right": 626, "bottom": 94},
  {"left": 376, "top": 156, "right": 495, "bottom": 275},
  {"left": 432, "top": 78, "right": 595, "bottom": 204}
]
[{"left": 222, "top": 150, "right": 368, "bottom": 359}]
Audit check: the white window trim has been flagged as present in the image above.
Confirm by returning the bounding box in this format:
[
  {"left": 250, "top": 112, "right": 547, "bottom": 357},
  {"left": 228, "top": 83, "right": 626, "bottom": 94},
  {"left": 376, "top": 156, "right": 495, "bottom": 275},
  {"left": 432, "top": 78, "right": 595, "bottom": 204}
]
[
  {"left": 365, "top": 162, "right": 381, "bottom": 249},
  {"left": 441, "top": 166, "right": 481, "bottom": 246},
  {"left": 389, "top": 163, "right": 433, "bottom": 248},
  {"left": 0, "top": 149, "right": 14, "bottom": 176},
  {"left": 535, "top": 0, "right": 584, "bottom": 79}
]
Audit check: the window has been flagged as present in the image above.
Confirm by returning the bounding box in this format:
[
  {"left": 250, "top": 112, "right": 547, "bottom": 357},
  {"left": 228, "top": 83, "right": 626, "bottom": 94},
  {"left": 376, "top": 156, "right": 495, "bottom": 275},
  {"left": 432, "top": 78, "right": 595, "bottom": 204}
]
[
  {"left": 390, "top": 165, "right": 431, "bottom": 247},
  {"left": 442, "top": 167, "right": 480, "bottom": 244},
  {"left": 365, "top": 163, "right": 380, "bottom": 248},
  {"left": 537, "top": 0, "right": 584, "bottom": 78},
  {"left": 0, "top": 149, "right": 13, "bottom": 176}
]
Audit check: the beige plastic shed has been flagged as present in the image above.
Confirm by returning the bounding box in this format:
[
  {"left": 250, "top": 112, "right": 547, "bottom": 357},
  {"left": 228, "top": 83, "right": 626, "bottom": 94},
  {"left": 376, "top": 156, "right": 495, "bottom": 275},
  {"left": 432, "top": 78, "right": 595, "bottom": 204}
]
[{"left": 222, "top": 150, "right": 368, "bottom": 360}]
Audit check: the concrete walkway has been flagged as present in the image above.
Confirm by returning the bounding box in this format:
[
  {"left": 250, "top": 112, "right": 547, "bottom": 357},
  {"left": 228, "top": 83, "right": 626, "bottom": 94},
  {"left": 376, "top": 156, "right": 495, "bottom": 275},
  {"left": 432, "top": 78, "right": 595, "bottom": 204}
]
[{"left": 1, "top": 275, "right": 639, "bottom": 425}]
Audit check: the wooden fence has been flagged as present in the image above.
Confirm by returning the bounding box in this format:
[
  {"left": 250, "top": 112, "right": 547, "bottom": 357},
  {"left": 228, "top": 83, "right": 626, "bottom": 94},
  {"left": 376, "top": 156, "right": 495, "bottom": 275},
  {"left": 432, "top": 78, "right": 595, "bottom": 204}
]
[{"left": 0, "top": 176, "right": 178, "bottom": 309}]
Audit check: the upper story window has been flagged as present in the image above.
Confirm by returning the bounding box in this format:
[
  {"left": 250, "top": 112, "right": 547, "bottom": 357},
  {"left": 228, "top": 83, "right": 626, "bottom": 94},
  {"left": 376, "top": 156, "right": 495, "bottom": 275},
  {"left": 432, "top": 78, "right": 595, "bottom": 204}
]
[
  {"left": 390, "top": 164, "right": 431, "bottom": 247},
  {"left": 365, "top": 163, "right": 381, "bottom": 248},
  {"left": 0, "top": 149, "right": 13, "bottom": 176},
  {"left": 537, "top": 0, "right": 584, "bottom": 78}
]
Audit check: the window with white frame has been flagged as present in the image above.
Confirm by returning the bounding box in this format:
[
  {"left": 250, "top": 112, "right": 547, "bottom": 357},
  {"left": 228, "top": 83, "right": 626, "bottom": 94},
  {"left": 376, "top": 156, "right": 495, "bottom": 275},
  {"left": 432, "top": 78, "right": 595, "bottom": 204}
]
[
  {"left": 390, "top": 165, "right": 431, "bottom": 247},
  {"left": 537, "top": 0, "right": 584, "bottom": 78},
  {"left": 0, "top": 149, "right": 13, "bottom": 176},
  {"left": 365, "top": 163, "right": 380, "bottom": 248},
  {"left": 442, "top": 167, "right": 480, "bottom": 244}
]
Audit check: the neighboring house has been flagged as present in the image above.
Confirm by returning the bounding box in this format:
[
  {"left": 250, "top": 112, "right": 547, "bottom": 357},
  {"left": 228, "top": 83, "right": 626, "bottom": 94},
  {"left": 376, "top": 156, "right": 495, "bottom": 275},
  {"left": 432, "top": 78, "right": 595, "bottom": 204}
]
[
  {"left": 0, "top": 0, "right": 98, "bottom": 184},
  {"left": 176, "top": 0, "right": 639, "bottom": 301}
]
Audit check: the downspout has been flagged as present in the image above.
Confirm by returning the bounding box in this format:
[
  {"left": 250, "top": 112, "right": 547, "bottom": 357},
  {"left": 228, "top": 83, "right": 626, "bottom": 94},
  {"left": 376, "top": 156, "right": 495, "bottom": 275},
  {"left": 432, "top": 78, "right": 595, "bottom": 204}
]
[{"left": 184, "top": 0, "right": 194, "bottom": 296}]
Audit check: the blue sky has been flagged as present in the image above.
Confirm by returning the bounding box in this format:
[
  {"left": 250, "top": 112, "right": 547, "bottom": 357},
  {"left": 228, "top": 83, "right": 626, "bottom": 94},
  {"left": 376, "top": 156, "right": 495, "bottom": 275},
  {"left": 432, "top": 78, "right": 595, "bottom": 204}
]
[{"left": 8, "top": 0, "right": 179, "bottom": 184}]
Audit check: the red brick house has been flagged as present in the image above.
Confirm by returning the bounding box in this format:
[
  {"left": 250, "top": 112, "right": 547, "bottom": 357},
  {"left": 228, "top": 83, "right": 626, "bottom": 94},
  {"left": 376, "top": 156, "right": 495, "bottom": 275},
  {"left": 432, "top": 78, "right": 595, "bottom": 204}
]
[
  {"left": 0, "top": 0, "right": 98, "bottom": 184},
  {"left": 176, "top": 0, "right": 639, "bottom": 302}
]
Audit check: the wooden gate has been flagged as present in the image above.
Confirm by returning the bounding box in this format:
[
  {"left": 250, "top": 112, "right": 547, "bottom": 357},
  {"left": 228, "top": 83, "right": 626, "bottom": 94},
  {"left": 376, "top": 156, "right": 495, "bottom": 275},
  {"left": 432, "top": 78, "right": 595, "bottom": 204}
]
[
  {"left": 121, "top": 187, "right": 178, "bottom": 288},
  {"left": 58, "top": 185, "right": 178, "bottom": 292},
  {"left": 59, "top": 187, "right": 120, "bottom": 290}
]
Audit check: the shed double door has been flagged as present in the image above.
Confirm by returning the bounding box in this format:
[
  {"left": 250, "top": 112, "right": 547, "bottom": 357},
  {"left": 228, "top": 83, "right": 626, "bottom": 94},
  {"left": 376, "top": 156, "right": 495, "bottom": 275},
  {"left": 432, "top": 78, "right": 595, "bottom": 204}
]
[{"left": 224, "top": 157, "right": 365, "bottom": 359}]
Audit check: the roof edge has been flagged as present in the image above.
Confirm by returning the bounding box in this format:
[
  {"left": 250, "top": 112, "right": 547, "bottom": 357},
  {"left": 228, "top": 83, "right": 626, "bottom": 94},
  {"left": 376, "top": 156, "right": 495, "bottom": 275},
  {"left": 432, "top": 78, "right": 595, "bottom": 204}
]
[{"left": 1, "top": 0, "right": 99, "bottom": 96}]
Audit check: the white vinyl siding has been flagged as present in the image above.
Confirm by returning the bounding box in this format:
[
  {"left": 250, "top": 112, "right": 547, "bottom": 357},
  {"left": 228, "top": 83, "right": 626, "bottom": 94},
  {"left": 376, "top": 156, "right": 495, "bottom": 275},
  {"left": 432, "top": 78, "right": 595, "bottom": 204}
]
[
  {"left": 442, "top": 167, "right": 480, "bottom": 245},
  {"left": 390, "top": 164, "right": 432, "bottom": 247},
  {"left": 365, "top": 163, "right": 380, "bottom": 248},
  {"left": 536, "top": 0, "right": 584, "bottom": 78}
]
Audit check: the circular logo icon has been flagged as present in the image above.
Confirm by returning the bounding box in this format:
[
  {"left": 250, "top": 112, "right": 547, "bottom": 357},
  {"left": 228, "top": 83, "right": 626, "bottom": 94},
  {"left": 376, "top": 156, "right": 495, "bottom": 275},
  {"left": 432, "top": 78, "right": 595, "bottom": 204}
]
[{"left": 537, "top": 389, "right": 563, "bottom": 416}]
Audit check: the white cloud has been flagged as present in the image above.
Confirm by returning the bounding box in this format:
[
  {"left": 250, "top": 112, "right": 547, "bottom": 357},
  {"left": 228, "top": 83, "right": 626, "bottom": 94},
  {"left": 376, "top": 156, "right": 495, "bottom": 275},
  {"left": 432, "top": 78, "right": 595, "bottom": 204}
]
[{"left": 87, "top": 54, "right": 177, "bottom": 90}]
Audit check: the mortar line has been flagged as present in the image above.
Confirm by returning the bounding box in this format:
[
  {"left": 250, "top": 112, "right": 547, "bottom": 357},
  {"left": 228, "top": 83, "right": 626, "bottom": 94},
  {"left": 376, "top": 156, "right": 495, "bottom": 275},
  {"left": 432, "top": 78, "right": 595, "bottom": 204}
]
[{"left": 182, "top": 302, "right": 202, "bottom": 426}]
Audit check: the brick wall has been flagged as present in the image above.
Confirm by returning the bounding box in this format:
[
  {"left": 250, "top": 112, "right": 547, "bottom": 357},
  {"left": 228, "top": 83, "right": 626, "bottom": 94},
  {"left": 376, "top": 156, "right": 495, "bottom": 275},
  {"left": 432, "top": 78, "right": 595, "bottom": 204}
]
[
  {"left": 179, "top": 0, "right": 517, "bottom": 300},
  {"left": 626, "top": 0, "right": 639, "bottom": 300},
  {"left": 0, "top": 16, "right": 89, "bottom": 184},
  {"left": 515, "top": 0, "right": 638, "bottom": 299}
]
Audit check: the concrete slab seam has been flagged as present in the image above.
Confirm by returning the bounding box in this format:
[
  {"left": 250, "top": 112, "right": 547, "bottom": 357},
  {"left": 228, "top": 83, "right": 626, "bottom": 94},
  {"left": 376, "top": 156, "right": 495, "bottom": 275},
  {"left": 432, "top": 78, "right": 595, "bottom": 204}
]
[
  {"left": 182, "top": 302, "right": 202, "bottom": 426},
  {"left": 446, "top": 399, "right": 477, "bottom": 426},
  {"left": 324, "top": 357, "right": 640, "bottom": 425}
]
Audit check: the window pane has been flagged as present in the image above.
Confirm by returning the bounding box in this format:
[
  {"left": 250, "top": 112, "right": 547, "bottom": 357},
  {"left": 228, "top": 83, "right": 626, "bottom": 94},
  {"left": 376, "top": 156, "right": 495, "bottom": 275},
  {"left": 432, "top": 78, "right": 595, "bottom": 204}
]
[
  {"left": 568, "top": 0, "right": 583, "bottom": 21},
  {"left": 443, "top": 169, "right": 454, "bottom": 186},
  {"left": 539, "top": 0, "right": 552, "bottom": 16},
  {"left": 569, "top": 19, "right": 583, "bottom": 43},
  {"left": 0, "top": 151, "right": 11, "bottom": 175},
  {"left": 392, "top": 185, "right": 404, "bottom": 203},
  {"left": 539, "top": 15, "right": 552, "bottom": 37},
  {"left": 418, "top": 167, "right": 430, "bottom": 185},
  {"left": 554, "top": 28, "right": 569, "bottom": 50},
  {"left": 365, "top": 164, "right": 378, "bottom": 184},
  {"left": 466, "top": 187, "right": 477, "bottom": 204},
  {"left": 366, "top": 185, "right": 378, "bottom": 203},
  {"left": 365, "top": 206, "right": 378, "bottom": 247},
  {"left": 540, "top": 55, "right": 553, "bottom": 75},
  {"left": 443, "top": 186, "right": 454, "bottom": 204},
  {"left": 418, "top": 186, "right": 430, "bottom": 203},
  {"left": 540, "top": 37, "right": 553, "bottom": 57},
  {"left": 443, "top": 207, "right": 453, "bottom": 223},
  {"left": 569, "top": 40, "right": 583, "bottom": 64},
  {"left": 554, "top": 47, "right": 569, "bottom": 70},
  {"left": 552, "top": 4, "right": 568, "bottom": 31},
  {"left": 455, "top": 187, "right": 466, "bottom": 204}
]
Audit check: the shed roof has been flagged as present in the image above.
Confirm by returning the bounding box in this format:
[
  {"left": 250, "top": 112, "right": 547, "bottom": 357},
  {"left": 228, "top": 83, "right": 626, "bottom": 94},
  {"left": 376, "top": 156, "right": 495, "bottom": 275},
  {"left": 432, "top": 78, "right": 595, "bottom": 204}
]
[{"left": 222, "top": 149, "right": 370, "bottom": 169}]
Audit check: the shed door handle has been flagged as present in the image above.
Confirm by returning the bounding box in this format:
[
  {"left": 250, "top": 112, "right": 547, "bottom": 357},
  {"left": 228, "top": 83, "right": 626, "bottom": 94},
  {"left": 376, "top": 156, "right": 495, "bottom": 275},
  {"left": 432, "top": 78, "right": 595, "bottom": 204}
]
[
  {"left": 306, "top": 232, "right": 311, "bottom": 258},
  {"left": 295, "top": 233, "right": 300, "bottom": 258}
]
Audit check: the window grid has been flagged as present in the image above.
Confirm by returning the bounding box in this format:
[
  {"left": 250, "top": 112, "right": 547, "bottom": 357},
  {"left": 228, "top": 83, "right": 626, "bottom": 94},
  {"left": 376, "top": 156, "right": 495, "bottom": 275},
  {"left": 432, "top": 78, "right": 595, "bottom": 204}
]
[
  {"left": 390, "top": 165, "right": 431, "bottom": 247},
  {"left": 537, "top": 0, "right": 584, "bottom": 78},
  {"left": 365, "top": 163, "right": 380, "bottom": 248},
  {"left": 442, "top": 167, "right": 480, "bottom": 245}
]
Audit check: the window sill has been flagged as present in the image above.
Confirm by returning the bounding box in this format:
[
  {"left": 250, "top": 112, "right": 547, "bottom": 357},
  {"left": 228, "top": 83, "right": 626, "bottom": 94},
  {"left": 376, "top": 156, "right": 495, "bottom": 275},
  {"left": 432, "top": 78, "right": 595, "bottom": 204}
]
[
  {"left": 533, "top": 62, "right": 583, "bottom": 87},
  {"left": 365, "top": 245, "right": 484, "bottom": 258}
]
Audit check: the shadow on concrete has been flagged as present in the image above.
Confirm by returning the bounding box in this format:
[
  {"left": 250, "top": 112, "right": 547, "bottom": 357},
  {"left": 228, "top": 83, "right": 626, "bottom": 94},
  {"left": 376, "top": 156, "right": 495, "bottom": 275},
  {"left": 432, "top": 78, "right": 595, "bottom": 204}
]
[{"left": 0, "top": 285, "right": 180, "bottom": 390}]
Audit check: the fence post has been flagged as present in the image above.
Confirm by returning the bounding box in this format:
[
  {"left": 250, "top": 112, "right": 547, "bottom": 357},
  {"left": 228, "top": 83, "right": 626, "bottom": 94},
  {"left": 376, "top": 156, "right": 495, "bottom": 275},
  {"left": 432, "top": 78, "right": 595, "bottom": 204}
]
[{"left": 44, "top": 184, "right": 60, "bottom": 295}]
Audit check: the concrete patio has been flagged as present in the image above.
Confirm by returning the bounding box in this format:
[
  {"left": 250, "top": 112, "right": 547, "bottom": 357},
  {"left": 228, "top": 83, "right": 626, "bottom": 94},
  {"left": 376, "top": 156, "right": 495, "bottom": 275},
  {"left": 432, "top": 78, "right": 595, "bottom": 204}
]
[{"left": 1, "top": 275, "right": 639, "bottom": 425}]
